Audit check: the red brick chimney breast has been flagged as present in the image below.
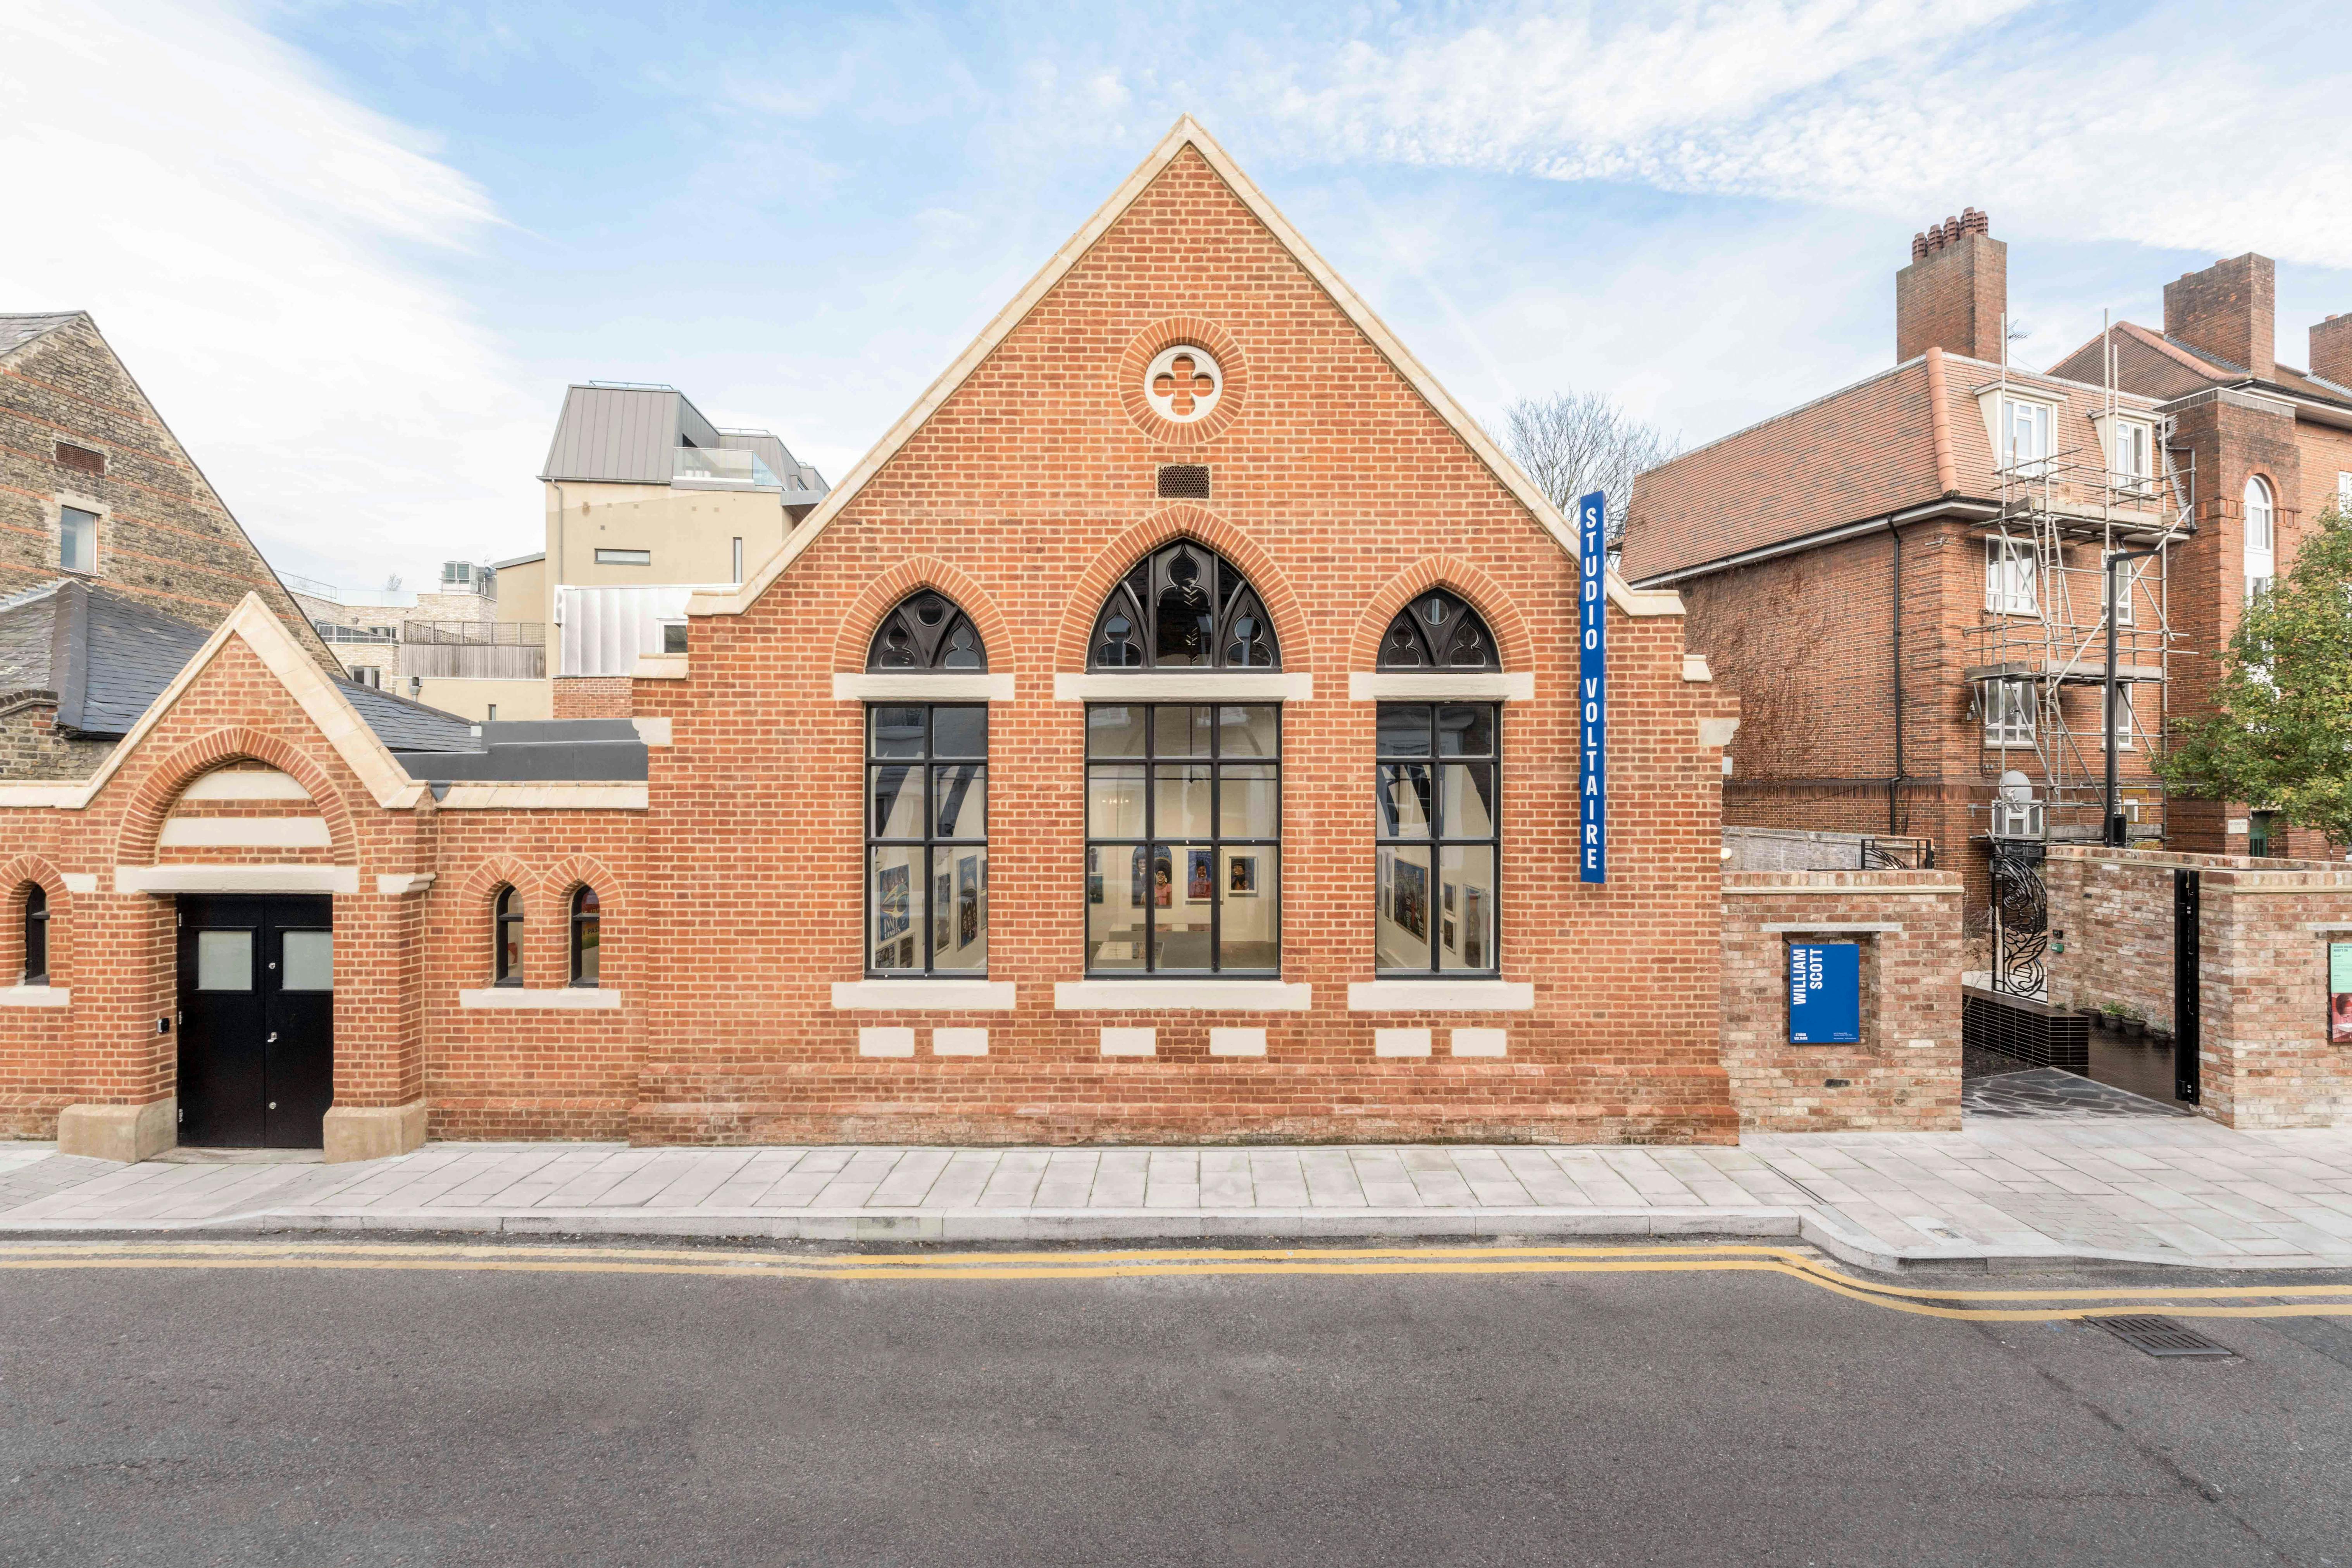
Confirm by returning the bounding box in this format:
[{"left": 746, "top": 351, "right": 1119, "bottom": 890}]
[
  {"left": 2163, "top": 253, "right": 2275, "bottom": 381},
  {"left": 2311, "top": 312, "right": 2352, "bottom": 389},
  {"left": 1895, "top": 208, "right": 2006, "bottom": 364}
]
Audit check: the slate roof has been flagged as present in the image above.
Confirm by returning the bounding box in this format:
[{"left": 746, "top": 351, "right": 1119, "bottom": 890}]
[{"left": 0, "top": 312, "right": 83, "bottom": 359}]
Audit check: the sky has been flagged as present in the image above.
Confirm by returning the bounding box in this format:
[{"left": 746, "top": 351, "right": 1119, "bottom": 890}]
[{"left": 4, "top": 0, "right": 2349, "bottom": 589}]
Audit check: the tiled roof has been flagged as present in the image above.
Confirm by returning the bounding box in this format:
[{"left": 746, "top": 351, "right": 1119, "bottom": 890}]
[
  {"left": 1623, "top": 354, "right": 2166, "bottom": 582},
  {"left": 2051, "top": 321, "right": 2352, "bottom": 412},
  {"left": 0, "top": 312, "right": 85, "bottom": 359}
]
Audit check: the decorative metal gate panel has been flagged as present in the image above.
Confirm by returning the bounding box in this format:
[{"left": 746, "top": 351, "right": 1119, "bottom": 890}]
[{"left": 1989, "top": 844, "right": 2049, "bottom": 999}]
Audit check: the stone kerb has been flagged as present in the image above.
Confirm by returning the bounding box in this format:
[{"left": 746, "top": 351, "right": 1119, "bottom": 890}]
[
  {"left": 1720, "top": 869, "right": 1964, "bottom": 1132},
  {"left": 2046, "top": 844, "right": 2352, "bottom": 1129}
]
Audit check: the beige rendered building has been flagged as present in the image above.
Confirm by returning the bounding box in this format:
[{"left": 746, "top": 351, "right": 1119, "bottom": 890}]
[{"left": 506, "top": 383, "right": 828, "bottom": 713}]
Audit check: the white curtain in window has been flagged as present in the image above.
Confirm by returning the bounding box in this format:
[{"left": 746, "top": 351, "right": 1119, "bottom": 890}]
[{"left": 2244, "top": 475, "right": 2276, "bottom": 596}]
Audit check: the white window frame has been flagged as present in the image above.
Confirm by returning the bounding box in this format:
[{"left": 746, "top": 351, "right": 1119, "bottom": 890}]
[
  {"left": 1985, "top": 535, "right": 2039, "bottom": 616},
  {"left": 1983, "top": 678, "right": 2036, "bottom": 746},
  {"left": 2337, "top": 471, "right": 2351, "bottom": 514},
  {"left": 1999, "top": 396, "right": 2055, "bottom": 477},
  {"left": 594, "top": 548, "right": 652, "bottom": 567},
  {"left": 2103, "top": 550, "right": 2137, "bottom": 627},
  {"left": 2100, "top": 684, "right": 2138, "bottom": 751},
  {"left": 2244, "top": 474, "right": 2276, "bottom": 599},
  {"left": 2109, "top": 418, "right": 2152, "bottom": 492}
]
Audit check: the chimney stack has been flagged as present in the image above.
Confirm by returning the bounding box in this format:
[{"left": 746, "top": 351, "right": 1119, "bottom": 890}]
[
  {"left": 2312, "top": 313, "right": 2352, "bottom": 389},
  {"left": 2163, "top": 254, "right": 2275, "bottom": 380},
  {"left": 1896, "top": 207, "right": 2006, "bottom": 364}
]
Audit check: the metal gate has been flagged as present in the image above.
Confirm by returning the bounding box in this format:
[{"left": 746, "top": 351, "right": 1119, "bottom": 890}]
[
  {"left": 1989, "top": 844, "right": 2048, "bottom": 999},
  {"left": 2174, "top": 868, "right": 2201, "bottom": 1104}
]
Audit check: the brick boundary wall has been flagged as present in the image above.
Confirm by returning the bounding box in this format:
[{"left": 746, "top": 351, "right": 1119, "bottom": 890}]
[
  {"left": 553, "top": 677, "right": 633, "bottom": 719},
  {"left": 1719, "top": 869, "right": 1964, "bottom": 1132},
  {"left": 2047, "top": 845, "right": 2352, "bottom": 1128}
]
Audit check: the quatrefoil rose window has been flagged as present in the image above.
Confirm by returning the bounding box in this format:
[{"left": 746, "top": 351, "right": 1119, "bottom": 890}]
[{"left": 1146, "top": 346, "right": 1223, "bottom": 424}]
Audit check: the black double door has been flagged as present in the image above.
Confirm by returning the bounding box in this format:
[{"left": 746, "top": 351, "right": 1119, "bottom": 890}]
[{"left": 177, "top": 896, "right": 335, "bottom": 1148}]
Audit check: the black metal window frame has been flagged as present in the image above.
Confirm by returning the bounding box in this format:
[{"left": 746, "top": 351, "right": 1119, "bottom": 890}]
[
  {"left": 569, "top": 886, "right": 601, "bottom": 987},
  {"left": 1088, "top": 539, "right": 1278, "bottom": 670},
  {"left": 21, "top": 884, "right": 48, "bottom": 986},
  {"left": 865, "top": 703, "right": 990, "bottom": 977},
  {"left": 1374, "top": 701, "right": 1502, "bottom": 977},
  {"left": 1084, "top": 702, "right": 1281, "bottom": 977},
  {"left": 493, "top": 886, "right": 523, "bottom": 986}
]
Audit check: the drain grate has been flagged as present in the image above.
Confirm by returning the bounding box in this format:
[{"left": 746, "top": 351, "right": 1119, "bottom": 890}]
[{"left": 2097, "top": 1314, "right": 2235, "bottom": 1358}]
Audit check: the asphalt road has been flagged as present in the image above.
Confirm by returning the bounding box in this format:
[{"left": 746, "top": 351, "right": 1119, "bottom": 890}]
[{"left": 3, "top": 1241, "right": 2350, "bottom": 1567}]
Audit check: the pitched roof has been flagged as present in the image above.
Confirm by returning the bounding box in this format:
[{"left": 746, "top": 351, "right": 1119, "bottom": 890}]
[
  {"left": 2050, "top": 320, "right": 2352, "bottom": 412},
  {"left": 0, "top": 578, "right": 476, "bottom": 750},
  {"left": 1623, "top": 352, "right": 2167, "bottom": 582},
  {"left": 0, "top": 312, "right": 84, "bottom": 359},
  {"left": 686, "top": 116, "right": 1679, "bottom": 624}
]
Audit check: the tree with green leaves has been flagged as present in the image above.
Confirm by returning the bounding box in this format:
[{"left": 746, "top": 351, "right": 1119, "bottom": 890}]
[{"left": 2157, "top": 506, "right": 2352, "bottom": 843}]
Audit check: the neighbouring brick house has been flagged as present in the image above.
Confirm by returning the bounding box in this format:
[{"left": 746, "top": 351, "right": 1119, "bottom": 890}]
[
  {"left": 1623, "top": 213, "right": 2181, "bottom": 913},
  {"left": 2048, "top": 253, "right": 2352, "bottom": 858},
  {"left": 0, "top": 119, "right": 1749, "bottom": 1160}
]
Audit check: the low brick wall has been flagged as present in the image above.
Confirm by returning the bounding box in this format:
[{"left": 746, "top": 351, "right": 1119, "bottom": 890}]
[
  {"left": 2048, "top": 846, "right": 2352, "bottom": 1129},
  {"left": 1720, "top": 869, "right": 1964, "bottom": 1132},
  {"left": 553, "top": 676, "right": 633, "bottom": 719}
]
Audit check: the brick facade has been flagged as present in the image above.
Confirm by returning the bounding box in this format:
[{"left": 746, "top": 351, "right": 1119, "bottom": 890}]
[
  {"left": 0, "top": 125, "right": 1752, "bottom": 1153},
  {"left": 1719, "top": 870, "right": 1963, "bottom": 1132},
  {"left": 2046, "top": 845, "right": 2352, "bottom": 1128}
]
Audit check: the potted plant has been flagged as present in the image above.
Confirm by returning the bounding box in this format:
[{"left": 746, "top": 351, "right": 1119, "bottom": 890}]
[
  {"left": 2149, "top": 1024, "right": 2173, "bottom": 1047},
  {"left": 2100, "top": 1001, "right": 2130, "bottom": 1033},
  {"left": 2122, "top": 1008, "right": 2148, "bottom": 1039}
]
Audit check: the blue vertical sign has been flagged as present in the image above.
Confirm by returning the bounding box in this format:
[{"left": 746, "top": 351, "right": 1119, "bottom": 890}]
[
  {"left": 1788, "top": 943, "right": 1862, "bottom": 1044},
  {"left": 1577, "top": 489, "right": 1607, "bottom": 884}
]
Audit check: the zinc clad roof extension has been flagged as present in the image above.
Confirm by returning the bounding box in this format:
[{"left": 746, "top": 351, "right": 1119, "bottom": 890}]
[{"left": 541, "top": 384, "right": 689, "bottom": 484}]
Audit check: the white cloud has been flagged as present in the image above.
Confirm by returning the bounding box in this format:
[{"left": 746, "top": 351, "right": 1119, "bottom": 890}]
[
  {"left": 1267, "top": 0, "right": 2352, "bottom": 267},
  {"left": 0, "top": 0, "right": 543, "bottom": 588}
]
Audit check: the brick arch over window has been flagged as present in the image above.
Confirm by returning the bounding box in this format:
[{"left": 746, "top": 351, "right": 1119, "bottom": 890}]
[
  {"left": 1350, "top": 558, "right": 1534, "bottom": 673},
  {"left": 0, "top": 856, "right": 70, "bottom": 986},
  {"left": 457, "top": 855, "right": 541, "bottom": 982},
  {"left": 1056, "top": 507, "right": 1304, "bottom": 672},
  {"left": 112, "top": 728, "right": 359, "bottom": 870},
  {"left": 545, "top": 854, "right": 626, "bottom": 986},
  {"left": 831, "top": 558, "right": 1012, "bottom": 674}
]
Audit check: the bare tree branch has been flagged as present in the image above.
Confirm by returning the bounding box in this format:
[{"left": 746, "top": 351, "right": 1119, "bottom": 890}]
[{"left": 1491, "top": 392, "right": 1677, "bottom": 544}]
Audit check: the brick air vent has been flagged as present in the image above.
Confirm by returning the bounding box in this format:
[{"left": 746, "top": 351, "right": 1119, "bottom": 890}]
[
  {"left": 55, "top": 442, "right": 104, "bottom": 477},
  {"left": 1157, "top": 464, "right": 1210, "bottom": 500}
]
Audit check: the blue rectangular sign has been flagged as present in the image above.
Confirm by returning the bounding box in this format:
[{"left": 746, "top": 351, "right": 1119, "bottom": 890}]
[
  {"left": 1577, "top": 489, "right": 1607, "bottom": 884},
  {"left": 1788, "top": 943, "right": 1861, "bottom": 1044}
]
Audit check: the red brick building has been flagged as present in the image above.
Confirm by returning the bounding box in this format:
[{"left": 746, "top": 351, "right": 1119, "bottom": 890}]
[
  {"left": 2048, "top": 253, "right": 2352, "bottom": 858},
  {"left": 0, "top": 120, "right": 1742, "bottom": 1160},
  {"left": 1625, "top": 212, "right": 2182, "bottom": 909}
]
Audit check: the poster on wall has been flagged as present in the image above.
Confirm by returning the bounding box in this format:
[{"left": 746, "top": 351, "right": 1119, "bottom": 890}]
[
  {"left": 2331, "top": 943, "right": 2352, "bottom": 1044},
  {"left": 1576, "top": 488, "right": 1608, "bottom": 885},
  {"left": 1392, "top": 859, "right": 1428, "bottom": 941},
  {"left": 878, "top": 864, "right": 910, "bottom": 943},
  {"left": 1788, "top": 942, "right": 1861, "bottom": 1044}
]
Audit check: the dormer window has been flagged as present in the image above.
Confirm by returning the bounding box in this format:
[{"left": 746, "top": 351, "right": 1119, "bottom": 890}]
[
  {"left": 2109, "top": 419, "right": 2152, "bottom": 492},
  {"left": 1999, "top": 397, "right": 2054, "bottom": 477}
]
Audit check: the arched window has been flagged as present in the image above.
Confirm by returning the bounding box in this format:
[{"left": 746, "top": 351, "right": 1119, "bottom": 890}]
[
  {"left": 569, "top": 887, "right": 601, "bottom": 987},
  {"left": 1090, "top": 540, "right": 1277, "bottom": 669},
  {"left": 20, "top": 884, "right": 48, "bottom": 986},
  {"left": 1376, "top": 588, "right": 1497, "bottom": 670},
  {"left": 2244, "top": 475, "right": 2276, "bottom": 598},
  {"left": 868, "top": 590, "right": 986, "bottom": 670},
  {"left": 493, "top": 886, "right": 523, "bottom": 986}
]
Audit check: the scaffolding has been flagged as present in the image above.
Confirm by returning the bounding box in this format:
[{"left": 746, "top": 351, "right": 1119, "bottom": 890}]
[{"left": 1964, "top": 320, "right": 2197, "bottom": 850}]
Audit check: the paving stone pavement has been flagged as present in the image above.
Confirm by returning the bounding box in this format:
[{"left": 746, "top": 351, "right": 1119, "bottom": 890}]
[{"left": 4, "top": 1109, "right": 2352, "bottom": 1272}]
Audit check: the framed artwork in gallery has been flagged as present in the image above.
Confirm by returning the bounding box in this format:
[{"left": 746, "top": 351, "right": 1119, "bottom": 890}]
[
  {"left": 1463, "top": 887, "right": 1486, "bottom": 969},
  {"left": 934, "top": 870, "right": 952, "bottom": 955},
  {"left": 1392, "top": 858, "right": 1428, "bottom": 941},
  {"left": 877, "top": 864, "right": 910, "bottom": 943},
  {"left": 1227, "top": 855, "right": 1258, "bottom": 896},
  {"left": 1187, "top": 848, "right": 1215, "bottom": 901},
  {"left": 958, "top": 856, "right": 980, "bottom": 947}
]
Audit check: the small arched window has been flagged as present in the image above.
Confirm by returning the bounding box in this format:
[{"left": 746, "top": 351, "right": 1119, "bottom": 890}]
[
  {"left": 569, "top": 887, "right": 601, "bottom": 987},
  {"left": 1090, "top": 540, "right": 1277, "bottom": 670},
  {"left": 1376, "top": 589, "right": 1497, "bottom": 670},
  {"left": 2244, "top": 475, "right": 2276, "bottom": 597},
  {"left": 20, "top": 884, "right": 48, "bottom": 986},
  {"left": 493, "top": 886, "right": 523, "bottom": 986},
  {"left": 868, "top": 591, "right": 986, "bottom": 671}
]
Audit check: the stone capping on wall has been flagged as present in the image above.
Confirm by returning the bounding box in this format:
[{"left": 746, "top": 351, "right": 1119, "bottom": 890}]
[
  {"left": 433, "top": 784, "right": 650, "bottom": 811},
  {"left": 1053, "top": 980, "right": 1314, "bottom": 1012},
  {"left": 831, "top": 979, "right": 1018, "bottom": 1011},
  {"left": 1346, "top": 672, "right": 1534, "bottom": 701},
  {"left": 2048, "top": 843, "right": 2352, "bottom": 892},
  {"left": 834, "top": 674, "right": 1015, "bottom": 703}
]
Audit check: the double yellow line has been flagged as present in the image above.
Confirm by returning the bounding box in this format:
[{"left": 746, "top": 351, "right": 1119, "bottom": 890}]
[{"left": 5, "top": 1238, "right": 2352, "bottom": 1322}]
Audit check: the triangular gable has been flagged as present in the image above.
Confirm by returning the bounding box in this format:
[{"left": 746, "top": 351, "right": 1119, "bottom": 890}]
[
  {"left": 0, "top": 593, "right": 425, "bottom": 812},
  {"left": 687, "top": 116, "right": 1679, "bottom": 623}
]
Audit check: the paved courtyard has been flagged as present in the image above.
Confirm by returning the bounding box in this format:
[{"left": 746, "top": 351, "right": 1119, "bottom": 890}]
[{"left": 5, "top": 1072, "right": 2352, "bottom": 1270}]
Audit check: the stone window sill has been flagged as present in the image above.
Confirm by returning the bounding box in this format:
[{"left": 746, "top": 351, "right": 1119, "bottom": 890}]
[
  {"left": 457, "top": 988, "right": 622, "bottom": 1010},
  {"left": 1054, "top": 979, "right": 1312, "bottom": 1012},
  {"left": 1347, "top": 980, "right": 1534, "bottom": 1012},
  {"left": 0, "top": 985, "right": 70, "bottom": 1008},
  {"left": 831, "top": 979, "right": 1016, "bottom": 1011}
]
